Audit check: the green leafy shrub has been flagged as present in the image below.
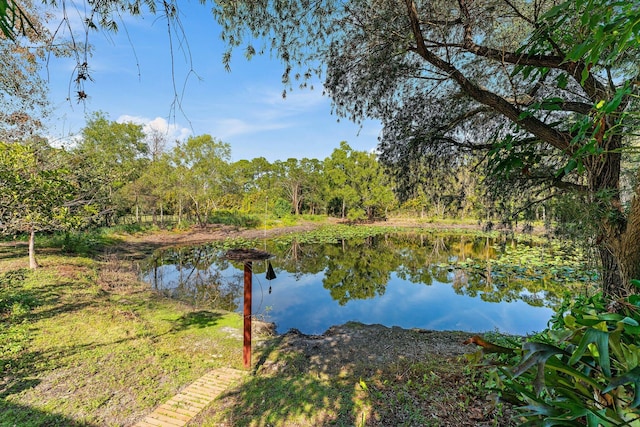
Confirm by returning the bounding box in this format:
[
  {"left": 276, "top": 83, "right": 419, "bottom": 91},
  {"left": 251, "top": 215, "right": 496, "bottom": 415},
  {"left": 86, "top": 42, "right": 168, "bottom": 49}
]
[
  {"left": 44, "top": 230, "right": 119, "bottom": 255},
  {"left": 109, "top": 222, "right": 160, "bottom": 234},
  {"left": 208, "top": 210, "right": 260, "bottom": 227},
  {"left": 347, "top": 208, "right": 367, "bottom": 222},
  {"left": 300, "top": 214, "right": 325, "bottom": 222},
  {"left": 273, "top": 199, "right": 292, "bottom": 219},
  {"left": 278, "top": 215, "right": 298, "bottom": 226},
  {"left": 488, "top": 280, "right": 640, "bottom": 426}
]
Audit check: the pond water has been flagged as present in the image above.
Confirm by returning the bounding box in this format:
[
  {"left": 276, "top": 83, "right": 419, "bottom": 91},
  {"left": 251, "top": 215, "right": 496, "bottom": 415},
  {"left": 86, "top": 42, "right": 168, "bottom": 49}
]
[{"left": 140, "top": 232, "right": 592, "bottom": 335}]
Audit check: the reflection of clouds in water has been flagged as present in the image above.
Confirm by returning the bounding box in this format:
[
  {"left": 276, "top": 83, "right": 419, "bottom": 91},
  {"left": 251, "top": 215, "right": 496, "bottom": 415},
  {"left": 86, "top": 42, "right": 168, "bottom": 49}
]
[
  {"left": 141, "top": 235, "right": 559, "bottom": 336},
  {"left": 426, "top": 300, "right": 553, "bottom": 335},
  {"left": 259, "top": 272, "right": 324, "bottom": 309},
  {"left": 245, "top": 271, "right": 331, "bottom": 332}
]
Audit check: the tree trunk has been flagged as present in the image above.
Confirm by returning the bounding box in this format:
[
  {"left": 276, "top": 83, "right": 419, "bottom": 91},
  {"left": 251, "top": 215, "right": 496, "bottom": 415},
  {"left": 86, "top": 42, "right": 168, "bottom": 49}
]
[
  {"left": 620, "top": 194, "right": 640, "bottom": 286},
  {"left": 292, "top": 185, "right": 301, "bottom": 215},
  {"left": 599, "top": 247, "right": 624, "bottom": 297},
  {"left": 588, "top": 134, "right": 640, "bottom": 297},
  {"left": 603, "top": 183, "right": 640, "bottom": 297},
  {"left": 28, "top": 228, "right": 39, "bottom": 269}
]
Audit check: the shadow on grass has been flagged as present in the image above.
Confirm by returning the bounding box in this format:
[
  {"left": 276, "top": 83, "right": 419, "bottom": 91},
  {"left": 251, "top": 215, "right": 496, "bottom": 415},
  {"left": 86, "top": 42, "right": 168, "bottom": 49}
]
[
  {"left": 0, "top": 332, "right": 146, "bottom": 391},
  {"left": 2, "top": 307, "right": 228, "bottom": 400},
  {"left": 0, "top": 242, "right": 28, "bottom": 262},
  {"left": 194, "top": 331, "right": 368, "bottom": 426},
  {"left": 0, "top": 400, "right": 97, "bottom": 427},
  {"left": 171, "top": 310, "right": 226, "bottom": 330},
  {"left": 0, "top": 377, "right": 41, "bottom": 399},
  {"left": 2, "top": 277, "right": 97, "bottom": 324},
  {"left": 217, "top": 374, "right": 358, "bottom": 426}
]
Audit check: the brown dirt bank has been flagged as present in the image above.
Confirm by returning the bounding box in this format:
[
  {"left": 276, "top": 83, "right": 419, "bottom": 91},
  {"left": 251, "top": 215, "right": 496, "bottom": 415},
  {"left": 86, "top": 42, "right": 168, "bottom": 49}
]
[{"left": 198, "top": 322, "right": 514, "bottom": 426}]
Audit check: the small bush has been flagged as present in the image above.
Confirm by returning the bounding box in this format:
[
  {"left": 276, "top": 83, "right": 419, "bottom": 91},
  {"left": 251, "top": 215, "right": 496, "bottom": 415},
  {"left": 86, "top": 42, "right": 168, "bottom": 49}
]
[
  {"left": 279, "top": 215, "right": 298, "bottom": 227},
  {"left": 347, "top": 208, "right": 366, "bottom": 222},
  {"left": 109, "top": 223, "right": 160, "bottom": 234},
  {"left": 44, "top": 230, "right": 116, "bottom": 256},
  {"left": 300, "top": 214, "right": 325, "bottom": 222}
]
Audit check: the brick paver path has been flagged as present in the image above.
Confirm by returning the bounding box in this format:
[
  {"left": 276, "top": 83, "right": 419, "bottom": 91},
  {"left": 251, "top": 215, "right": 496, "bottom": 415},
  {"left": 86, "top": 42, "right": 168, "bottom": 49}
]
[{"left": 134, "top": 367, "right": 247, "bottom": 427}]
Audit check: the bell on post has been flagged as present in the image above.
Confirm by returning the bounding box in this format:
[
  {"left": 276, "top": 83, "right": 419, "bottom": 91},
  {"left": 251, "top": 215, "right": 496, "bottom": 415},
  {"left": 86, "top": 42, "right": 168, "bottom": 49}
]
[{"left": 266, "top": 261, "right": 276, "bottom": 280}]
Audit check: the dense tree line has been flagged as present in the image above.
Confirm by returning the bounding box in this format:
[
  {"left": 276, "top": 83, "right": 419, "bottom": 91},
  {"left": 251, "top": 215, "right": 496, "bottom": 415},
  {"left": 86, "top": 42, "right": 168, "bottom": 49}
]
[
  {"left": 3, "top": 109, "right": 634, "bottom": 268},
  {"left": 0, "top": 112, "right": 499, "bottom": 233}
]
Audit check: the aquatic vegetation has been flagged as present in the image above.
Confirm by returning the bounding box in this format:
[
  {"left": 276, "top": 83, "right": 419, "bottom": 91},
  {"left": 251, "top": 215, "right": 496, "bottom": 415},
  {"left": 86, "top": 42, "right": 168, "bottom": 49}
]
[
  {"left": 454, "top": 240, "right": 597, "bottom": 287},
  {"left": 272, "top": 224, "right": 402, "bottom": 245}
]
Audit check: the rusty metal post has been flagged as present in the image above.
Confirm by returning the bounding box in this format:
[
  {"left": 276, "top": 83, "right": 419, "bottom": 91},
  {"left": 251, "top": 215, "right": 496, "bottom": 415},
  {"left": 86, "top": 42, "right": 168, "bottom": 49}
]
[
  {"left": 243, "top": 261, "right": 252, "bottom": 369},
  {"left": 224, "top": 249, "right": 272, "bottom": 370}
]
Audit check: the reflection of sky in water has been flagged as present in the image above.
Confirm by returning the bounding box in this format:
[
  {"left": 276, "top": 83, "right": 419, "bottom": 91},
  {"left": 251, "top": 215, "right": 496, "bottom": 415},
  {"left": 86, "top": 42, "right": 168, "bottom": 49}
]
[{"left": 145, "top": 265, "right": 554, "bottom": 336}]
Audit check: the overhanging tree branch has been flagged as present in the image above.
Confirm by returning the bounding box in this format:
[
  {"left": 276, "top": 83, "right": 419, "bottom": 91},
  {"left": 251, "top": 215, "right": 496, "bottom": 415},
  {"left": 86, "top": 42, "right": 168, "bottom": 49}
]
[
  {"left": 455, "top": 0, "right": 608, "bottom": 102},
  {"left": 404, "top": 0, "right": 573, "bottom": 153}
]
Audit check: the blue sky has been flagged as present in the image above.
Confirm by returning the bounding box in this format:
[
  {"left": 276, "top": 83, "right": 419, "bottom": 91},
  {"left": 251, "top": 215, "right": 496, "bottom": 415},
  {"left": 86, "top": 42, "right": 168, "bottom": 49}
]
[{"left": 43, "top": 2, "right": 382, "bottom": 162}]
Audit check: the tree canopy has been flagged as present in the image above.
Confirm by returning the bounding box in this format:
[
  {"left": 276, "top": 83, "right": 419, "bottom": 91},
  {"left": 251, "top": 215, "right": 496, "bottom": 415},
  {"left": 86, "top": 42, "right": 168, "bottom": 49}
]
[
  {"left": 212, "top": 0, "right": 640, "bottom": 296},
  {"left": 0, "top": 0, "right": 60, "bottom": 141}
]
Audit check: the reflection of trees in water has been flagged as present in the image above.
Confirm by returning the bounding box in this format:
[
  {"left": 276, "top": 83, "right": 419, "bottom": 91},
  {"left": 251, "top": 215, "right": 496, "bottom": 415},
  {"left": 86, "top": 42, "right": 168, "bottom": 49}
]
[
  {"left": 322, "top": 238, "right": 397, "bottom": 305},
  {"left": 158, "top": 267, "right": 242, "bottom": 312},
  {"left": 430, "top": 236, "right": 447, "bottom": 260},
  {"left": 319, "top": 233, "right": 566, "bottom": 308},
  {"left": 142, "top": 232, "right": 571, "bottom": 309},
  {"left": 451, "top": 269, "right": 558, "bottom": 307},
  {"left": 143, "top": 245, "right": 241, "bottom": 311},
  {"left": 173, "top": 269, "right": 241, "bottom": 311},
  {"left": 142, "top": 244, "right": 231, "bottom": 274},
  {"left": 273, "top": 238, "right": 326, "bottom": 279}
]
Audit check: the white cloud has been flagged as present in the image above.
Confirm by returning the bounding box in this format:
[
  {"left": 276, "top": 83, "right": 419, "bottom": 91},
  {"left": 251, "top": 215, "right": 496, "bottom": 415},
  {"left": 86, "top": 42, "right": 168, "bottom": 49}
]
[
  {"left": 117, "top": 115, "right": 192, "bottom": 142},
  {"left": 196, "top": 85, "right": 327, "bottom": 140},
  {"left": 47, "top": 132, "right": 82, "bottom": 150}
]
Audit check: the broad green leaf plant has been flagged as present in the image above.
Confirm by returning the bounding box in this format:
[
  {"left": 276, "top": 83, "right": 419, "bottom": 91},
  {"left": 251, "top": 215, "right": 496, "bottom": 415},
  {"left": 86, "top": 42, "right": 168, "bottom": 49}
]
[{"left": 489, "top": 280, "right": 640, "bottom": 425}]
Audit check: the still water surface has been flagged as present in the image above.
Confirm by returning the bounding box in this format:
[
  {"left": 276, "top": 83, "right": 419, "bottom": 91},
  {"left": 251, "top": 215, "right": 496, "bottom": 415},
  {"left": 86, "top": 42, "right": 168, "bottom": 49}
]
[{"left": 141, "top": 232, "right": 584, "bottom": 335}]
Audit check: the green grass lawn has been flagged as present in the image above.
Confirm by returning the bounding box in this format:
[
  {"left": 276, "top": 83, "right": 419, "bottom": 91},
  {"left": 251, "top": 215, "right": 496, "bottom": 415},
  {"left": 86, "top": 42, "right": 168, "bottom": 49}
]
[{"left": 0, "top": 248, "right": 249, "bottom": 426}]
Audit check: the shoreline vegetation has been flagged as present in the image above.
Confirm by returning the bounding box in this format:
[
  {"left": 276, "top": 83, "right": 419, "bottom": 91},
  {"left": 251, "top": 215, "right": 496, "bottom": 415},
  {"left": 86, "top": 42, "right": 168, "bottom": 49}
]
[{"left": 0, "top": 218, "right": 543, "bottom": 426}]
